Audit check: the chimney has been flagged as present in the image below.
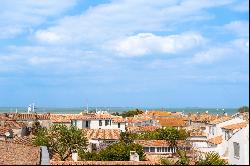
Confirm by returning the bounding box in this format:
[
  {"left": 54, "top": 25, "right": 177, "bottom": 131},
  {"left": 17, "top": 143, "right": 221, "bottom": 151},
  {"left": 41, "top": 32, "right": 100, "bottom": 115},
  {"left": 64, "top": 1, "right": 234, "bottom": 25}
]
[
  {"left": 72, "top": 151, "right": 78, "bottom": 161},
  {"left": 130, "top": 151, "right": 139, "bottom": 161}
]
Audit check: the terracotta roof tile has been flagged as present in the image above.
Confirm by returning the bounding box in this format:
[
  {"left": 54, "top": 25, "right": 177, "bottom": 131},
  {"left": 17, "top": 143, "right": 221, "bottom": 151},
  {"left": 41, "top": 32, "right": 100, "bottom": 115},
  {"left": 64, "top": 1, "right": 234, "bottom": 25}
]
[
  {"left": 111, "top": 116, "right": 126, "bottom": 123},
  {"left": 12, "top": 136, "right": 34, "bottom": 146},
  {"left": 8, "top": 113, "right": 50, "bottom": 120},
  {"left": 0, "top": 141, "right": 40, "bottom": 165},
  {"left": 156, "top": 118, "right": 187, "bottom": 127},
  {"left": 207, "top": 135, "right": 222, "bottom": 145},
  {"left": 209, "top": 116, "right": 232, "bottom": 125},
  {"left": 222, "top": 121, "right": 248, "bottom": 130},
  {"left": 83, "top": 129, "right": 121, "bottom": 140},
  {"left": 0, "top": 127, "right": 11, "bottom": 136},
  {"left": 188, "top": 113, "right": 218, "bottom": 123},
  {"left": 2, "top": 120, "right": 25, "bottom": 129}
]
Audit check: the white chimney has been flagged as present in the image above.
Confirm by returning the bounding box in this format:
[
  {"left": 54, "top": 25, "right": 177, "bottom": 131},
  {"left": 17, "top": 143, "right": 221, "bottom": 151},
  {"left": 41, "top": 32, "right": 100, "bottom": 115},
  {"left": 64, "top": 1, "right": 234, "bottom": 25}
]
[
  {"left": 72, "top": 151, "right": 78, "bottom": 161},
  {"left": 130, "top": 151, "right": 139, "bottom": 161}
]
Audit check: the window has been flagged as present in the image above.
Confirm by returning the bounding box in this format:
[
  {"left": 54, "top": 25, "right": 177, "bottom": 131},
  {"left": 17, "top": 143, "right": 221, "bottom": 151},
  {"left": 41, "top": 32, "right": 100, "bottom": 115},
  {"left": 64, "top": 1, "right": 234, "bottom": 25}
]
[
  {"left": 233, "top": 142, "right": 240, "bottom": 158},
  {"left": 71, "top": 120, "right": 77, "bottom": 126},
  {"left": 144, "top": 147, "right": 149, "bottom": 152},
  {"left": 99, "top": 120, "right": 102, "bottom": 126},
  {"left": 161, "top": 147, "right": 165, "bottom": 152},
  {"left": 86, "top": 121, "right": 89, "bottom": 128},
  {"left": 157, "top": 147, "right": 161, "bottom": 152},
  {"left": 168, "top": 147, "right": 171, "bottom": 152},
  {"left": 118, "top": 123, "right": 120, "bottom": 128},
  {"left": 212, "top": 127, "right": 214, "bottom": 135},
  {"left": 225, "top": 131, "right": 229, "bottom": 140},
  {"left": 150, "top": 147, "right": 155, "bottom": 152},
  {"left": 105, "top": 120, "right": 109, "bottom": 126}
]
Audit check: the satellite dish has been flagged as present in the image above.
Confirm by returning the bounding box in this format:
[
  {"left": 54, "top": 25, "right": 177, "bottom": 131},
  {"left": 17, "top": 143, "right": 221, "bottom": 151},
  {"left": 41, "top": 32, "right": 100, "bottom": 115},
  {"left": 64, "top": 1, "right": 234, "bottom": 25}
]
[{"left": 5, "top": 132, "right": 10, "bottom": 137}]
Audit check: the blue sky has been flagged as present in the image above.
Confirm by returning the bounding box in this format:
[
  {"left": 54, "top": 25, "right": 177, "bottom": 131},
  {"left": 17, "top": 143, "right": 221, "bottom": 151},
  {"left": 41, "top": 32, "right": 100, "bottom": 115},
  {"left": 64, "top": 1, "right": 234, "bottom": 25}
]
[{"left": 0, "top": 0, "right": 249, "bottom": 108}]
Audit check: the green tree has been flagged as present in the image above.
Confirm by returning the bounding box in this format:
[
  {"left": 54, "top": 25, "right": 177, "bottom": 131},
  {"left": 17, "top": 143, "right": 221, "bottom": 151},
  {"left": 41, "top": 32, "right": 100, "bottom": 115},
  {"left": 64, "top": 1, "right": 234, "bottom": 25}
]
[
  {"left": 120, "top": 131, "right": 136, "bottom": 143},
  {"left": 161, "top": 158, "right": 174, "bottom": 165},
  {"left": 32, "top": 127, "right": 50, "bottom": 146},
  {"left": 175, "top": 150, "right": 189, "bottom": 165},
  {"left": 79, "top": 151, "right": 100, "bottom": 161},
  {"left": 195, "top": 152, "right": 227, "bottom": 165},
  {"left": 238, "top": 106, "right": 249, "bottom": 113},
  {"left": 31, "top": 120, "right": 42, "bottom": 135},
  {"left": 121, "top": 109, "right": 144, "bottom": 117},
  {"left": 82, "top": 142, "right": 146, "bottom": 161},
  {"left": 33, "top": 124, "right": 88, "bottom": 161}
]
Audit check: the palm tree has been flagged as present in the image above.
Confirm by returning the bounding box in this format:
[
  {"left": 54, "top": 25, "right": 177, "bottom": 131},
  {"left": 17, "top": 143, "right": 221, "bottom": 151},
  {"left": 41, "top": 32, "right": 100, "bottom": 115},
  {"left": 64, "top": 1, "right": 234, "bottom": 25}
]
[{"left": 195, "top": 152, "right": 227, "bottom": 165}]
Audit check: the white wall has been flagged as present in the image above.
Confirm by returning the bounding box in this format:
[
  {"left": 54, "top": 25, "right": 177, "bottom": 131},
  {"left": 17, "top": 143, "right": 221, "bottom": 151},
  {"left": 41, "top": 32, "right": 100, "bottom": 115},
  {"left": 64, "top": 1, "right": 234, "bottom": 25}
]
[
  {"left": 228, "top": 125, "right": 249, "bottom": 165},
  {"left": 189, "top": 136, "right": 208, "bottom": 148},
  {"left": 206, "top": 117, "right": 245, "bottom": 139},
  {"left": 75, "top": 119, "right": 126, "bottom": 131},
  {"left": 112, "top": 122, "right": 126, "bottom": 132}
]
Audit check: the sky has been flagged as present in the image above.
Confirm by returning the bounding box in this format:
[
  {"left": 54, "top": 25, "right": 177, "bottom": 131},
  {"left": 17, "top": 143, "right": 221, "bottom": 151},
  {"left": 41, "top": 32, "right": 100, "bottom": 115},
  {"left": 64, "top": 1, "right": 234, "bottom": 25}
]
[{"left": 0, "top": 0, "right": 249, "bottom": 108}]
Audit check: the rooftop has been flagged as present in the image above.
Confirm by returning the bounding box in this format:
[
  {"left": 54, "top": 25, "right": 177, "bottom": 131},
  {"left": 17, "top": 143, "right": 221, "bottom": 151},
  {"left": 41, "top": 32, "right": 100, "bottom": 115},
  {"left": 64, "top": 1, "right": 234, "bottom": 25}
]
[
  {"left": 207, "top": 135, "right": 222, "bottom": 145},
  {"left": 209, "top": 116, "right": 232, "bottom": 125},
  {"left": 7, "top": 113, "right": 51, "bottom": 120},
  {"left": 83, "top": 129, "right": 121, "bottom": 140},
  {"left": 156, "top": 117, "right": 187, "bottom": 127},
  {"left": 0, "top": 141, "right": 40, "bottom": 165},
  {"left": 0, "top": 127, "right": 10, "bottom": 136},
  {"left": 221, "top": 121, "right": 249, "bottom": 130}
]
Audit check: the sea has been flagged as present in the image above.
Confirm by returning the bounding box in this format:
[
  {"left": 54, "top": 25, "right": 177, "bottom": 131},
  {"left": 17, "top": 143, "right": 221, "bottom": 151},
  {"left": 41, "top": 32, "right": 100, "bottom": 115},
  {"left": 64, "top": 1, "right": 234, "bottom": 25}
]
[{"left": 0, "top": 107, "right": 238, "bottom": 115}]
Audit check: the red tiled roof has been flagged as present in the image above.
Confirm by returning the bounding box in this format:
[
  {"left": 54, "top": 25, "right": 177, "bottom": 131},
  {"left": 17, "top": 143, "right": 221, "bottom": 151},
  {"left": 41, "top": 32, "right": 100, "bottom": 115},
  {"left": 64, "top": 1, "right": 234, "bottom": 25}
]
[
  {"left": 2, "top": 121, "right": 25, "bottom": 129},
  {"left": 0, "top": 127, "right": 10, "bottom": 136},
  {"left": 50, "top": 161, "right": 157, "bottom": 165},
  {"left": 111, "top": 116, "right": 126, "bottom": 123},
  {"left": 187, "top": 113, "right": 218, "bottom": 123},
  {"left": 209, "top": 116, "right": 232, "bottom": 125},
  {"left": 0, "top": 115, "right": 11, "bottom": 121},
  {"left": 221, "top": 121, "right": 248, "bottom": 130},
  {"left": 0, "top": 141, "right": 40, "bottom": 165},
  {"left": 127, "top": 116, "right": 152, "bottom": 124},
  {"left": 12, "top": 136, "right": 34, "bottom": 146},
  {"left": 83, "top": 129, "right": 121, "bottom": 140},
  {"left": 156, "top": 118, "right": 187, "bottom": 127},
  {"left": 207, "top": 135, "right": 222, "bottom": 145},
  {"left": 8, "top": 113, "right": 50, "bottom": 120}
]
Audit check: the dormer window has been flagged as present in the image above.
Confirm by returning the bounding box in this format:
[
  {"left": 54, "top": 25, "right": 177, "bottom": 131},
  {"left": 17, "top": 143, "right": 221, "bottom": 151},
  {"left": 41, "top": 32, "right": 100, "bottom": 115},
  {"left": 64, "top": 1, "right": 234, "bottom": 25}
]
[
  {"left": 105, "top": 120, "right": 109, "bottom": 126},
  {"left": 99, "top": 120, "right": 102, "bottom": 126}
]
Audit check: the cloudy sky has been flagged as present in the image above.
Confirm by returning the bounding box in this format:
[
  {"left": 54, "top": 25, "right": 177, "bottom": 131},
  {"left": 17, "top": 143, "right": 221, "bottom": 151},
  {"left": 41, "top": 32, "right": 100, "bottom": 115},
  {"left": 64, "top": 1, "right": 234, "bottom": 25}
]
[{"left": 0, "top": 0, "right": 249, "bottom": 108}]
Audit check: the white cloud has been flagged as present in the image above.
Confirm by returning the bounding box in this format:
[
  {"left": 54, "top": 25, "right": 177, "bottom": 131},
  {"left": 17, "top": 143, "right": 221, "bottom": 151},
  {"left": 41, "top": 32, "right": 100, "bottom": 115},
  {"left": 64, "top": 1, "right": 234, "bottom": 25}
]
[
  {"left": 0, "top": 0, "right": 77, "bottom": 39},
  {"left": 109, "top": 32, "right": 205, "bottom": 57},
  {"left": 224, "top": 20, "right": 249, "bottom": 37},
  {"left": 28, "top": 56, "right": 64, "bottom": 65},
  {"left": 187, "top": 47, "right": 233, "bottom": 64},
  {"left": 229, "top": 0, "right": 249, "bottom": 12},
  {"left": 34, "top": 0, "right": 235, "bottom": 45},
  {"left": 187, "top": 38, "right": 249, "bottom": 65},
  {"left": 35, "top": 31, "right": 62, "bottom": 43}
]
